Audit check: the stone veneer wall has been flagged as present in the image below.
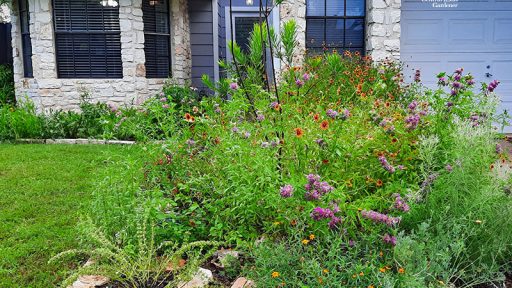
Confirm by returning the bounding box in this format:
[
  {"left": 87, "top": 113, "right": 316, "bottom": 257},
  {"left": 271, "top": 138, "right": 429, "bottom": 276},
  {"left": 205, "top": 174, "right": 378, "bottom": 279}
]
[
  {"left": 366, "top": 0, "right": 401, "bottom": 61},
  {"left": 279, "top": 0, "right": 401, "bottom": 64},
  {"left": 10, "top": 0, "right": 191, "bottom": 112}
]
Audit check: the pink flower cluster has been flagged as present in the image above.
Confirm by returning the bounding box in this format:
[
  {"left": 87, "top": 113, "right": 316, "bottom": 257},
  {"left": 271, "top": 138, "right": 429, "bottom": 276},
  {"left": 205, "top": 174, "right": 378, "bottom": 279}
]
[
  {"left": 383, "top": 233, "right": 397, "bottom": 246},
  {"left": 304, "top": 174, "right": 334, "bottom": 200},
  {"left": 378, "top": 155, "right": 395, "bottom": 174},
  {"left": 392, "top": 193, "right": 410, "bottom": 212},
  {"left": 310, "top": 202, "right": 343, "bottom": 230},
  {"left": 487, "top": 80, "right": 500, "bottom": 92},
  {"left": 279, "top": 184, "right": 294, "bottom": 198},
  {"left": 360, "top": 210, "right": 401, "bottom": 227}
]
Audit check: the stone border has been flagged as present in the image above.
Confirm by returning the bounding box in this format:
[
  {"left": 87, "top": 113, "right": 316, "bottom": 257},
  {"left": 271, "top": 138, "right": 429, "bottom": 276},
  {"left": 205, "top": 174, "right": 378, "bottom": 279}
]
[{"left": 15, "top": 139, "right": 136, "bottom": 145}]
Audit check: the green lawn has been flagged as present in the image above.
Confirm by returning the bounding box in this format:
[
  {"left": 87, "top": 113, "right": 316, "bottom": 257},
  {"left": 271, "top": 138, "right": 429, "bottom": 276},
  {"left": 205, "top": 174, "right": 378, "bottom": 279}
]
[{"left": 0, "top": 144, "right": 143, "bottom": 288}]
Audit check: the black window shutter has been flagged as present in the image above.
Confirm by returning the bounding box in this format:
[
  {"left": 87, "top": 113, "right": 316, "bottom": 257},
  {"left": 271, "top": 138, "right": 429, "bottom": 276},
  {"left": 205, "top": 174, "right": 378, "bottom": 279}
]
[
  {"left": 142, "top": 0, "right": 171, "bottom": 78},
  {"left": 53, "top": 0, "right": 123, "bottom": 78},
  {"left": 19, "top": 0, "right": 33, "bottom": 78}
]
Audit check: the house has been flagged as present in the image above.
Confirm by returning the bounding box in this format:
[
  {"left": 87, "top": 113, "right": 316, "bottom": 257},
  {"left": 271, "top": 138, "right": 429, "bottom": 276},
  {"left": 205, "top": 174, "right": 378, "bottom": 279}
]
[{"left": 4, "top": 0, "right": 512, "bottom": 120}]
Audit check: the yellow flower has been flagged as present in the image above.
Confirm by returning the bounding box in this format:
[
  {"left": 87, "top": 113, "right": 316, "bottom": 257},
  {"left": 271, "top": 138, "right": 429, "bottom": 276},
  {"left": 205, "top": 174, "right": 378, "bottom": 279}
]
[
  {"left": 309, "top": 234, "right": 315, "bottom": 240},
  {"left": 273, "top": 221, "right": 281, "bottom": 225},
  {"left": 379, "top": 267, "right": 386, "bottom": 273},
  {"left": 398, "top": 267, "right": 405, "bottom": 274},
  {"left": 322, "top": 269, "right": 329, "bottom": 274},
  {"left": 302, "top": 239, "right": 310, "bottom": 245},
  {"left": 368, "top": 285, "right": 375, "bottom": 288},
  {"left": 271, "top": 271, "right": 280, "bottom": 278}
]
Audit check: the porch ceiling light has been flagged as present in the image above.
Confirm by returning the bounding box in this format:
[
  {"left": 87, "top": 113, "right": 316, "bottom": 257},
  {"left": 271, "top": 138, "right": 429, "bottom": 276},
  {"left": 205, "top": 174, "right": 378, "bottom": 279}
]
[
  {"left": 246, "top": 0, "right": 254, "bottom": 5},
  {"left": 100, "top": 0, "right": 119, "bottom": 7}
]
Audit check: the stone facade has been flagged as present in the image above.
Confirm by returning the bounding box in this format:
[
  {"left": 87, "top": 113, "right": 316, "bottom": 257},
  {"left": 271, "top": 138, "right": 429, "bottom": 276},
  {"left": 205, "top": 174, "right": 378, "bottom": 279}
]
[
  {"left": 10, "top": 0, "right": 191, "bottom": 111},
  {"left": 366, "top": 0, "right": 401, "bottom": 61},
  {"left": 279, "top": 0, "right": 306, "bottom": 67}
]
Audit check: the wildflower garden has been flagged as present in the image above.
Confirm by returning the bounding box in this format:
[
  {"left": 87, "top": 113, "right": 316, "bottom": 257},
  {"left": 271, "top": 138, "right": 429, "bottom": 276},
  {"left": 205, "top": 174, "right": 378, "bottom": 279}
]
[{"left": 0, "top": 20, "right": 511, "bottom": 288}]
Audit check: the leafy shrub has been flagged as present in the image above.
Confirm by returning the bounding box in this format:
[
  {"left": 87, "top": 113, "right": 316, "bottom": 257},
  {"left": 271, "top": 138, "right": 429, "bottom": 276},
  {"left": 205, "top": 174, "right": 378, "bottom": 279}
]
[{"left": 0, "top": 64, "right": 15, "bottom": 106}]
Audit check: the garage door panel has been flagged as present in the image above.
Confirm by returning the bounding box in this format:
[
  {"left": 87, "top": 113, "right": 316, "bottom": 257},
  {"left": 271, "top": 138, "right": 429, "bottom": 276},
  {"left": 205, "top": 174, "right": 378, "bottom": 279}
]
[
  {"left": 494, "top": 19, "right": 512, "bottom": 44},
  {"left": 402, "top": 16, "right": 444, "bottom": 46},
  {"left": 448, "top": 19, "right": 487, "bottom": 45}
]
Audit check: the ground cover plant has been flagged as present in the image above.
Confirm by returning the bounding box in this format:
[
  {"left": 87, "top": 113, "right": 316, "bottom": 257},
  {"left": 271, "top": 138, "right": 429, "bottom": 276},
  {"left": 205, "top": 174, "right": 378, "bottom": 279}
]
[
  {"left": 49, "top": 21, "right": 512, "bottom": 288},
  {"left": 0, "top": 144, "right": 145, "bottom": 287}
]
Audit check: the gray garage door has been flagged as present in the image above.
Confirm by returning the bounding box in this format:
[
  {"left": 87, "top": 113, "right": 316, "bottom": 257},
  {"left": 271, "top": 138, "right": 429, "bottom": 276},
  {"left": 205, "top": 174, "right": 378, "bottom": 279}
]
[{"left": 401, "top": 0, "right": 512, "bottom": 131}]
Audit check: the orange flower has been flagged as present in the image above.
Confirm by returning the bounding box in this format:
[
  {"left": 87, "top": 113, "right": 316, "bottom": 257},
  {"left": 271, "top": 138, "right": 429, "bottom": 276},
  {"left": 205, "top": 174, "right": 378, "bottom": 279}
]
[
  {"left": 490, "top": 164, "right": 495, "bottom": 170},
  {"left": 398, "top": 267, "right": 405, "bottom": 274},
  {"left": 271, "top": 271, "right": 280, "bottom": 278},
  {"left": 302, "top": 239, "right": 310, "bottom": 245},
  {"left": 294, "top": 128, "right": 304, "bottom": 137},
  {"left": 184, "top": 113, "right": 193, "bottom": 122},
  {"left": 313, "top": 113, "right": 320, "bottom": 121},
  {"left": 376, "top": 179, "right": 383, "bottom": 187},
  {"left": 379, "top": 267, "right": 386, "bottom": 273},
  {"left": 309, "top": 234, "right": 315, "bottom": 240},
  {"left": 320, "top": 120, "right": 329, "bottom": 130},
  {"left": 322, "top": 269, "right": 329, "bottom": 274},
  {"left": 359, "top": 272, "right": 364, "bottom": 276}
]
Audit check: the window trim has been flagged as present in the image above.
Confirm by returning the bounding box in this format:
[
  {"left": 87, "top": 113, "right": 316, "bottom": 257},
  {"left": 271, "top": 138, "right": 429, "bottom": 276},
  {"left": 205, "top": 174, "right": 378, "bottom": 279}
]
[
  {"left": 52, "top": 0, "right": 123, "bottom": 79},
  {"left": 305, "top": 0, "right": 366, "bottom": 54},
  {"left": 142, "top": 0, "right": 172, "bottom": 79}
]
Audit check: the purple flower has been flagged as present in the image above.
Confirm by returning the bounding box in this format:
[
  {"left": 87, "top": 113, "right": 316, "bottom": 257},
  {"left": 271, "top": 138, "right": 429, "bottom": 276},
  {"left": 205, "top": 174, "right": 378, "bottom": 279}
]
[
  {"left": 467, "top": 77, "right": 475, "bottom": 86},
  {"left": 315, "top": 138, "right": 326, "bottom": 147},
  {"left": 270, "top": 140, "right": 278, "bottom": 147},
  {"left": 159, "top": 92, "right": 165, "bottom": 97},
  {"left": 328, "top": 216, "right": 342, "bottom": 229},
  {"left": 306, "top": 174, "right": 321, "bottom": 184},
  {"left": 446, "top": 164, "right": 453, "bottom": 172},
  {"left": 393, "top": 194, "right": 410, "bottom": 212},
  {"left": 160, "top": 97, "right": 167, "bottom": 102},
  {"left": 108, "top": 103, "right": 118, "bottom": 113},
  {"left": 261, "top": 142, "right": 270, "bottom": 148},
  {"left": 305, "top": 190, "right": 321, "bottom": 200},
  {"left": 454, "top": 74, "right": 462, "bottom": 81},
  {"left": 383, "top": 234, "right": 397, "bottom": 246},
  {"left": 408, "top": 101, "right": 418, "bottom": 112},
  {"left": 232, "top": 126, "right": 239, "bottom": 133},
  {"left": 446, "top": 101, "right": 453, "bottom": 108},
  {"left": 340, "top": 109, "right": 351, "bottom": 120},
  {"left": 310, "top": 207, "right": 333, "bottom": 221},
  {"left": 414, "top": 70, "right": 421, "bottom": 83},
  {"left": 256, "top": 113, "right": 265, "bottom": 122},
  {"left": 280, "top": 184, "right": 294, "bottom": 198},
  {"left": 162, "top": 104, "right": 170, "bottom": 109},
  {"left": 452, "top": 81, "right": 462, "bottom": 89},
  {"left": 361, "top": 210, "right": 401, "bottom": 227},
  {"left": 379, "top": 155, "right": 395, "bottom": 173},
  {"left": 185, "top": 139, "right": 196, "bottom": 147},
  {"left": 296, "top": 79, "right": 304, "bottom": 87},
  {"left": 348, "top": 239, "right": 356, "bottom": 247},
  {"left": 438, "top": 77, "right": 447, "bottom": 86},
  {"left": 455, "top": 67, "right": 464, "bottom": 75},
  {"left": 269, "top": 101, "right": 279, "bottom": 109},
  {"left": 450, "top": 89, "right": 458, "bottom": 96},
  {"left": 230, "top": 82, "right": 238, "bottom": 90},
  {"left": 326, "top": 109, "right": 338, "bottom": 119},
  {"left": 242, "top": 131, "right": 251, "bottom": 139},
  {"left": 496, "top": 143, "right": 503, "bottom": 154},
  {"left": 303, "top": 73, "right": 310, "bottom": 81},
  {"left": 488, "top": 80, "right": 500, "bottom": 92},
  {"left": 405, "top": 114, "right": 420, "bottom": 130}
]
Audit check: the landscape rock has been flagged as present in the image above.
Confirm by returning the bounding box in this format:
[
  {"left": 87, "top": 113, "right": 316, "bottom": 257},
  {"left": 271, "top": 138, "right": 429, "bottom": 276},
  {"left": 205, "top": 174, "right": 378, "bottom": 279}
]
[
  {"left": 178, "top": 267, "right": 213, "bottom": 288},
  {"left": 231, "top": 277, "right": 255, "bottom": 288},
  {"left": 68, "top": 275, "right": 109, "bottom": 288}
]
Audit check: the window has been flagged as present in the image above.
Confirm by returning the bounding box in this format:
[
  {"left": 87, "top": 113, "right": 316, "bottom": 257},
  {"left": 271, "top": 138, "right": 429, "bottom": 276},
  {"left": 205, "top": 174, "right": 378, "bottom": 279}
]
[
  {"left": 306, "top": 0, "right": 365, "bottom": 55},
  {"left": 53, "top": 0, "right": 122, "bottom": 78},
  {"left": 19, "top": 0, "right": 33, "bottom": 77},
  {"left": 142, "top": 0, "right": 171, "bottom": 78}
]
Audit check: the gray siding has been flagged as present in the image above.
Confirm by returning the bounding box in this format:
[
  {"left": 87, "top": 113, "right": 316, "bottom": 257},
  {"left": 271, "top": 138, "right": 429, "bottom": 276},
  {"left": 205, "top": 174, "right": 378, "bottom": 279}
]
[{"left": 189, "top": 0, "right": 215, "bottom": 90}]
